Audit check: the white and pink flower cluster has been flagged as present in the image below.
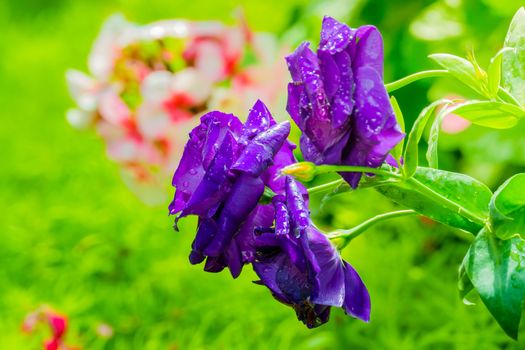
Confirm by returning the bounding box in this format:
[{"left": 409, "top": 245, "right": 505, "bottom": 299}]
[{"left": 66, "top": 14, "right": 288, "bottom": 203}]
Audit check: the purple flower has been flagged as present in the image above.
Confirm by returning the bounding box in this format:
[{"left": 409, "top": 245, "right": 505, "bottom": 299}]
[
  {"left": 169, "top": 100, "right": 295, "bottom": 278},
  {"left": 286, "top": 16, "right": 404, "bottom": 188},
  {"left": 253, "top": 177, "right": 371, "bottom": 328}
]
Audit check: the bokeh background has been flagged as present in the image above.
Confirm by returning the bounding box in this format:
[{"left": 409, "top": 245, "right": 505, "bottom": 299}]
[{"left": 2, "top": 0, "right": 525, "bottom": 348}]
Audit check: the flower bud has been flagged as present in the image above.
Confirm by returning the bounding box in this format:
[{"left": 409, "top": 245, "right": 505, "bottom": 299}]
[{"left": 281, "top": 162, "right": 317, "bottom": 182}]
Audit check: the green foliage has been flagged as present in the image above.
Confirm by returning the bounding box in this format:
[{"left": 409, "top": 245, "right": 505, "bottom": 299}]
[
  {"left": 503, "top": 7, "right": 525, "bottom": 106},
  {"left": 389, "top": 96, "right": 405, "bottom": 164},
  {"left": 426, "top": 106, "right": 450, "bottom": 169},
  {"left": 463, "top": 229, "right": 525, "bottom": 339},
  {"left": 490, "top": 174, "right": 525, "bottom": 240},
  {"left": 447, "top": 101, "right": 524, "bottom": 129},
  {"left": 376, "top": 167, "right": 492, "bottom": 234},
  {"left": 429, "top": 53, "right": 486, "bottom": 96},
  {"left": 2, "top": 0, "right": 525, "bottom": 348},
  {"left": 488, "top": 48, "right": 513, "bottom": 97},
  {"left": 403, "top": 100, "right": 447, "bottom": 178}
]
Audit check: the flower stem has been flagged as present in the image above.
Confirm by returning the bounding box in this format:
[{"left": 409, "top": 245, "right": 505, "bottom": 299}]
[
  {"left": 315, "top": 165, "right": 400, "bottom": 178},
  {"left": 385, "top": 70, "right": 449, "bottom": 93},
  {"left": 307, "top": 179, "right": 345, "bottom": 195},
  {"left": 329, "top": 210, "right": 418, "bottom": 247},
  {"left": 405, "top": 177, "right": 487, "bottom": 228}
]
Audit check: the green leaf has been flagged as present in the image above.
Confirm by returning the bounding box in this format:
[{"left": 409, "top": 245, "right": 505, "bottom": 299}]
[
  {"left": 429, "top": 53, "right": 485, "bottom": 96},
  {"left": 390, "top": 96, "right": 405, "bottom": 164},
  {"left": 426, "top": 106, "right": 452, "bottom": 169},
  {"left": 488, "top": 47, "right": 514, "bottom": 97},
  {"left": 448, "top": 101, "right": 524, "bottom": 129},
  {"left": 376, "top": 167, "right": 492, "bottom": 233},
  {"left": 502, "top": 7, "right": 525, "bottom": 106},
  {"left": 464, "top": 229, "right": 525, "bottom": 339},
  {"left": 458, "top": 261, "right": 475, "bottom": 305},
  {"left": 490, "top": 174, "right": 525, "bottom": 240},
  {"left": 403, "top": 100, "right": 447, "bottom": 178}
]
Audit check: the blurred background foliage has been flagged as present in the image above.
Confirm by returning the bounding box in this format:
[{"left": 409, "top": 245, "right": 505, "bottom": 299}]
[{"left": 1, "top": 0, "right": 525, "bottom": 348}]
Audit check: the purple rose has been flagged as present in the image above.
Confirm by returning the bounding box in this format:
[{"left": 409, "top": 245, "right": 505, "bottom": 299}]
[
  {"left": 253, "top": 177, "right": 371, "bottom": 328},
  {"left": 286, "top": 16, "right": 404, "bottom": 188},
  {"left": 169, "top": 100, "right": 295, "bottom": 278}
]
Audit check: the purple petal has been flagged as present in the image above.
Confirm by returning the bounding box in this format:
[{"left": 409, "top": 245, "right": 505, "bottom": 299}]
[
  {"left": 261, "top": 140, "right": 297, "bottom": 194},
  {"left": 352, "top": 66, "right": 397, "bottom": 139},
  {"left": 275, "top": 256, "right": 312, "bottom": 303},
  {"left": 235, "top": 204, "right": 275, "bottom": 264},
  {"left": 170, "top": 111, "right": 242, "bottom": 215},
  {"left": 242, "top": 100, "right": 275, "bottom": 142},
  {"left": 189, "top": 218, "right": 217, "bottom": 264},
  {"left": 231, "top": 121, "right": 291, "bottom": 176},
  {"left": 286, "top": 42, "right": 331, "bottom": 126},
  {"left": 204, "top": 256, "right": 226, "bottom": 273},
  {"left": 330, "top": 50, "right": 355, "bottom": 129},
  {"left": 270, "top": 196, "right": 288, "bottom": 237},
  {"left": 319, "top": 16, "right": 353, "bottom": 54},
  {"left": 169, "top": 123, "right": 207, "bottom": 215},
  {"left": 179, "top": 132, "right": 235, "bottom": 217},
  {"left": 287, "top": 43, "right": 352, "bottom": 154},
  {"left": 254, "top": 232, "right": 307, "bottom": 273},
  {"left": 349, "top": 25, "right": 384, "bottom": 77},
  {"left": 285, "top": 177, "right": 310, "bottom": 238},
  {"left": 253, "top": 253, "right": 292, "bottom": 303},
  {"left": 286, "top": 83, "right": 304, "bottom": 129},
  {"left": 342, "top": 261, "right": 371, "bottom": 322},
  {"left": 341, "top": 66, "right": 404, "bottom": 188},
  {"left": 385, "top": 153, "right": 400, "bottom": 168},
  {"left": 318, "top": 50, "right": 340, "bottom": 99},
  {"left": 199, "top": 111, "right": 243, "bottom": 170},
  {"left": 225, "top": 239, "right": 243, "bottom": 278},
  {"left": 203, "top": 174, "right": 264, "bottom": 256},
  {"left": 307, "top": 228, "right": 345, "bottom": 307},
  {"left": 299, "top": 134, "right": 324, "bottom": 164}
]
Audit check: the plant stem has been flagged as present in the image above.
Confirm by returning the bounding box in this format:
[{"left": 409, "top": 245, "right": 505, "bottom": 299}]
[
  {"left": 405, "top": 177, "right": 487, "bottom": 228},
  {"left": 385, "top": 70, "right": 449, "bottom": 93},
  {"left": 307, "top": 179, "right": 345, "bottom": 195},
  {"left": 330, "top": 210, "right": 418, "bottom": 247},
  {"left": 315, "top": 165, "right": 400, "bottom": 178}
]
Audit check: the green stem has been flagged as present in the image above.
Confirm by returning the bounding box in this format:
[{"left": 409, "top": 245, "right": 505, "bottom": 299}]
[
  {"left": 330, "top": 210, "right": 418, "bottom": 247},
  {"left": 385, "top": 70, "right": 449, "bottom": 93},
  {"left": 405, "top": 177, "right": 487, "bottom": 228},
  {"left": 307, "top": 179, "right": 344, "bottom": 195},
  {"left": 260, "top": 186, "right": 277, "bottom": 204},
  {"left": 315, "top": 165, "right": 400, "bottom": 178}
]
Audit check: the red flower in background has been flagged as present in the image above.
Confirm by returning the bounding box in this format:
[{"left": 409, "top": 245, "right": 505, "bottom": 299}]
[{"left": 22, "top": 307, "right": 79, "bottom": 350}]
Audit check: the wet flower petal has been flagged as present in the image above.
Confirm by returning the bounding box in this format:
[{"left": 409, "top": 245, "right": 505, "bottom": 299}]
[
  {"left": 253, "top": 177, "right": 370, "bottom": 328},
  {"left": 342, "top": 261, "right": 371, "bottom": 322},
  {"left": 286, "top": 17, "right": 404, "bottom": 188},
  {"left": 170, "top": 101, "right": 295, "bottom": 277},
  {"left": 231, "top": 121, "right": 291, "bottom": 176}
]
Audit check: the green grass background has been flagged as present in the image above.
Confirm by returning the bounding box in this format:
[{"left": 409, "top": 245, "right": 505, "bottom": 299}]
[{"left": 1, "top": 0, "right": 524, "bottom": 348}]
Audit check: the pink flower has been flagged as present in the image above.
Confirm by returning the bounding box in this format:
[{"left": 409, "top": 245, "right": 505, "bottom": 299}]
[
  {"left": 66, "top": 14, "right": 289, "bottom": 204},
  {"left": 440, "top": 96, "right": 471, "bottom": 134},
  {"left": 441, "top": 113, "right": 471, "bottom": 134},
  {"left": 22, "top": 307, "right": 78, "bottom": 350}
]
